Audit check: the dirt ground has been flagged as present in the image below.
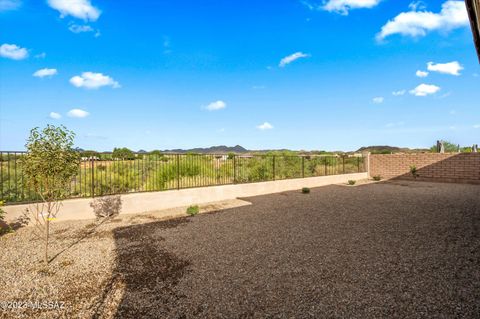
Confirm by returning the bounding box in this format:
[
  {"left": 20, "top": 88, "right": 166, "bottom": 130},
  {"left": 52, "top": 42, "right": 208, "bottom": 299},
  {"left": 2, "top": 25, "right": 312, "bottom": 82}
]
[{"left": 1, "top": 180, "right": 479, "bottom": 318}]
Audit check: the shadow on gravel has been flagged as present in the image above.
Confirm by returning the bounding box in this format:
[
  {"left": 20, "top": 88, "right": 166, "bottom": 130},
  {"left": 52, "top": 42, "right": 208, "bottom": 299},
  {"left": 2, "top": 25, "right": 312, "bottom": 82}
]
[
  {"left": 93, "top": 217, "right": 191, "bottom": 318},
  {"left": 0, "top": 214, "right": 29, "bottom": 237}
]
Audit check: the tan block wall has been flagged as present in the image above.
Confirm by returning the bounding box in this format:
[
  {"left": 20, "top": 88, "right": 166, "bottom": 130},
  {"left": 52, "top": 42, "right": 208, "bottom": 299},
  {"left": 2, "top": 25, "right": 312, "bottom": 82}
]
[
  {"left": 3, "top": 172, "right": 367, "bottom": 224},
  {"left": 369, "top": 153, "right": 480, "bottom": 184}
]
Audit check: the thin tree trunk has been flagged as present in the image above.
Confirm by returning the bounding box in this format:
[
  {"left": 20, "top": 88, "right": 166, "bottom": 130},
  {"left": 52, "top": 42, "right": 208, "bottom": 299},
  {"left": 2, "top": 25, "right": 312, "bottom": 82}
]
[{"left": 45, "top": 220, "right": 49, "bottom": 264}]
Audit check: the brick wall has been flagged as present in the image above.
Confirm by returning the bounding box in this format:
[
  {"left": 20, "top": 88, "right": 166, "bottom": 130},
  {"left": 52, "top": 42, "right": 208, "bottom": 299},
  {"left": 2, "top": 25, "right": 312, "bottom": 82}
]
[{"left": 369, "top": 153, "right": 480, "bottom": 184}]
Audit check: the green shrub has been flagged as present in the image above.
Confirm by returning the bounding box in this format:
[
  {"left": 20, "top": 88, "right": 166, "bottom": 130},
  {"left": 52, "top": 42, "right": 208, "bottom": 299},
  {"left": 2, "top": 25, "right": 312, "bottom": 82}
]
[
  {"left": 348, "top": 180, "right": 356, "bottom": 185},
  {"left": 301, "top": 187, "right": 310, "bottom": 194},
  {"left": 410, "top": 165, "right": 419, "bottom": 179},
  {"left": 0, "top": 201, "right": 5, "bottom": 220},
  {"left": 186, "top": 205, "right": 199, "bottom": 216},
  {"left": 0, "top": 196, "right": 13, "bottom": 235},
  {"left": 373, "top": 175, "right": 381, "bottom": 181},
  {"left": 112, "top": 147, "right": 135, "bottom": 160}
]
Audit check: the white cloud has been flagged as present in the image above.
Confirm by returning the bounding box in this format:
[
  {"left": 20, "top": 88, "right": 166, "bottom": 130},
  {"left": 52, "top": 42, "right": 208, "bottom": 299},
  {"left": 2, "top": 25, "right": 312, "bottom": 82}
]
[
  {"left": 35, "top": 52, "right": 46, "bottom": 59},
  {"left": 49, "top": 112, "right": 62, "bottom": 119},
  {"left": 473, "top": 124, "right": 480, "bottom": 129},
  {"left": 302, "top": 0, "right": 381, "bottom": 15},
  {"left": 427, "top": 61, "right": 463, "bottom": 75},
  {"left": 47, "top": 0, "right": 100, "bottom": 21},
  {"left": 279, "top": 52, "right": 310, "bottom": 67},
  {"left": 409, "top": 83, "right": 441, "bottom": 96},
  {"left": 408, "top": 1, "right": 426, "bottom": 11},
  {"left": 0, "top": 43, "right": 28, "bottom": 60},
  {"left": 0, "top": 0, "right": 21, "bottom": 11},
  {"left": 205, "top": 100, "right": 226, "bottom": 111},
  {"left": 322, "top": 0, "right": 381, "bottom": 15},
  {"left": 69, "top": 24, "right": 94, "bottom": 33},
  {"left": 70, "top": 72, "right": 120, "bottom": 89},
  {"left": 33, "top": 68, "right": 58, "bottom": 78},
  {"left": 416, "top": 70, "right": 429, "bottom": 77},
  {"left": 372, "top": 97, "right": 384, "bottom": 104},
  {"left": 257, "top": 122, "right": 273, "bottom": 130},
  {"left": 67, "top": 108, "right": 89, "bottom": 118},
  {"left": 377, "top": 1, "right": 469, "bottom": 40},
  {"left": 392, "top": 90, "right": 406, "bottom": 96}
]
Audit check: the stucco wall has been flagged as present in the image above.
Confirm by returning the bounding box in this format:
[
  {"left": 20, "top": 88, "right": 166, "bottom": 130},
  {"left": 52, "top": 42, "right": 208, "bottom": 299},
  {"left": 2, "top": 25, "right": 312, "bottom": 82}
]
[{"left": 3, "top": 172, "right": 367, "bottom": 223}]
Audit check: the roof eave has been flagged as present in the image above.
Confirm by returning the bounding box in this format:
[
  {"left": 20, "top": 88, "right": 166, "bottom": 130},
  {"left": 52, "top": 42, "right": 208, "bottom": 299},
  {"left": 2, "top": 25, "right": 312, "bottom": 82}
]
[{"left": 466, "top": 0, "right": 480, "bottom": 63}]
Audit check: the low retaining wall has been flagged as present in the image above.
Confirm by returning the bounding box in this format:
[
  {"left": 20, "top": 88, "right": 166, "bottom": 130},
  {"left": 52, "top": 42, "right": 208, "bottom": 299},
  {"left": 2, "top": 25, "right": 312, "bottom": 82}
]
[
  {"left": 370, "top": 153, "right": 480, "bottom": 184},
  {"left": 3, "top": 172, "right": 367, "bottom": 223}
]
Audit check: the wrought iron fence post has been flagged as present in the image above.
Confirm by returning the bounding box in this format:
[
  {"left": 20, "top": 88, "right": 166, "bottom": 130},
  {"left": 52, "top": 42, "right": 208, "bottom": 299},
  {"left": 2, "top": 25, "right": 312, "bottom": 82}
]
[
  {"left": 176, "top": 154, "right": 180, "bottom": 190},
  {"left": 233, "top": 155, "right": 236, "bottom": 184},
  {"left": 273, "top": 155, "right": 276, "bottom": 181},
  {"left": 324, "top": 157, "right": 327, "bottom": 176},
  {"left": 91, "top": 157, "right": 95, "bottom": 198},
  {"left": 302, "top": 156, "right": 305, "bottom": 178}
]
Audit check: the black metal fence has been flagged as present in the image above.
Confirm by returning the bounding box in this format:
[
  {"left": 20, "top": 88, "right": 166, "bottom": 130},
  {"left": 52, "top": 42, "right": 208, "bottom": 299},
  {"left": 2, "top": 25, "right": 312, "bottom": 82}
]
[{"left": 0, "top": 152, "right": 366, "bottom": 204}]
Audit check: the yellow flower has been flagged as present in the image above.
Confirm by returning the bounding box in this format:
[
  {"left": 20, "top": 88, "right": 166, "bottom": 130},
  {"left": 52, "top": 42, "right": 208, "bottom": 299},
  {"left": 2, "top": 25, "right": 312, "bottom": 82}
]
[{"left": 47, "top": 217, "right": 57, "bottom": 221}]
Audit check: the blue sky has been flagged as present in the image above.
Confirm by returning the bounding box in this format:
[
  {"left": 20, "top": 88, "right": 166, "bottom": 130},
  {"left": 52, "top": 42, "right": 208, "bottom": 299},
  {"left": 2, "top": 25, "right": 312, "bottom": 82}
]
[{"left": 0, "top": 0, "right": 479, "bottom": 151}]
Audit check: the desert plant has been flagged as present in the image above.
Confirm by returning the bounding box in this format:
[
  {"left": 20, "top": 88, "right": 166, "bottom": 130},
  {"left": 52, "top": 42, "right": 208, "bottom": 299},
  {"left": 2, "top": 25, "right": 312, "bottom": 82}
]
[
  {"left": 21, "top": 125, "right": 80, "bottom": 264},
  {"left": 90, "top": 195, "right": 122, "bottom": 219},
  {"left": 0, "top": 200, "right": 13, "bottom": 235},
  {"left": 373, "top": 175, "right": 382, "bottom": 181},
  {"left": 410, "top": 165, "right": 419, "bottom": 179},
  {"left": 186, "top": 205, "right": 199, "bottom": 216},
  {"left": 301, "top": 187, "right": 310, "bottom": 194},
  {"left": 0, "top": 201, "right": 5, "bottom": 221},
  {"left": 348, "top": 180, "right": 356, "bottom": 185}
]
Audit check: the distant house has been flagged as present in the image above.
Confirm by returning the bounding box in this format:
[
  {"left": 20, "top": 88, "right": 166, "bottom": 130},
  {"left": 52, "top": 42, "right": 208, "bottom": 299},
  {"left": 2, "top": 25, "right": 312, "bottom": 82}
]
[
  {"left": 81, "top": 156, "right": 100, "bottom": 161},
  {"left": 351, "top": 153, "right": 364, "bottom": 158}
]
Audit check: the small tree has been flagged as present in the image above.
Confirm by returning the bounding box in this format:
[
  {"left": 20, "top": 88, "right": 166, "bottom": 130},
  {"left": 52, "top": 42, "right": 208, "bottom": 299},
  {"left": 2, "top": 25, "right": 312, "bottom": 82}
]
[
  {"left": 112, "top": 147, "right": 135, "bottom": 160},
  {"left": 149, "top": 150, "right": 163, "bottom": 156},
  {"left": 22, "top": 125, "right": 79, "bottom": 264}
]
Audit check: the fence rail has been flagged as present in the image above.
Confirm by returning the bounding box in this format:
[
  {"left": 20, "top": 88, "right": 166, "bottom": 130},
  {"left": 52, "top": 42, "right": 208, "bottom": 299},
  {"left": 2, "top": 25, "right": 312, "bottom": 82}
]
[{"left": 0, "top": 152, "right": 366, "bottom": 204}]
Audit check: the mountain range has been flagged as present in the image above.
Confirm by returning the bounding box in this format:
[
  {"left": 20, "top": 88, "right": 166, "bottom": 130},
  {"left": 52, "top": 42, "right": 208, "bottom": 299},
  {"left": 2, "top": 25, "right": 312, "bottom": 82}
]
[{"left": 74, "top": 145, "right": 431, "bottom": 154}]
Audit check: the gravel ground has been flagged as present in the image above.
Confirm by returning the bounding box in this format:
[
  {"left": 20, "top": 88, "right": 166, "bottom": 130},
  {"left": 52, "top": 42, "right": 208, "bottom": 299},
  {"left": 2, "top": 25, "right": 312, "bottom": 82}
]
[{"left": 1, "top": 181, "right": 480, "bottom": 318}]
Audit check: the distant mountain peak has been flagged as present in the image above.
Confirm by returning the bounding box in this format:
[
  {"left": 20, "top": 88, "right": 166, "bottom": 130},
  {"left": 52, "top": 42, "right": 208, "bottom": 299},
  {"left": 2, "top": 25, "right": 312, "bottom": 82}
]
[{"left": 163, "top": 145, "right": 248, "bottom": 154}]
